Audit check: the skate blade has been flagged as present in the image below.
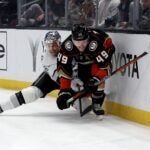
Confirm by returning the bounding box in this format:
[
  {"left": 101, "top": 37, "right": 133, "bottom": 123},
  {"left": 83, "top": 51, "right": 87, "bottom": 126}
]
[{"left": 96, "top": 115, "right": 104, "bottom": 121}]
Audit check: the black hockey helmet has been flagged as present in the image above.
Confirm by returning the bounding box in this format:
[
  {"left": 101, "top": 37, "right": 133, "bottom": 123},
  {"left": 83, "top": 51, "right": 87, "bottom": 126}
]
[
  {"left": 72, "top": 23, "right": 89, "bottom": 41},
  {"left": 44, "top": 30, "right": 61, "bottom": 43}
]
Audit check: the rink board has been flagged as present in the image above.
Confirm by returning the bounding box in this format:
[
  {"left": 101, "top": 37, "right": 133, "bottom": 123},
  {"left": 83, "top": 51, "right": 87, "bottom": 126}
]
[
  {"left": 0, "top": 78, "right": 150, "bottom": 126},
  {"left": 105, "top": 100, "right": 150, "bottom": 126},
  {"left": 0, "top": 29, "right": 150, "bottom": 125},
  {"left": 0, "top": 79, "right": 58, "bottom": 97}
]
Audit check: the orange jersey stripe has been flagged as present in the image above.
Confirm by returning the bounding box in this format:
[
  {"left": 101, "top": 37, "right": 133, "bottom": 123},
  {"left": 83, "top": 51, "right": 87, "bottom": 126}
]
[
  {"left": 60, "top": 77, "right": 71, "bottom": 90},
  {"left": 91, "top": 64, "right": 108, "bottom": 79}
]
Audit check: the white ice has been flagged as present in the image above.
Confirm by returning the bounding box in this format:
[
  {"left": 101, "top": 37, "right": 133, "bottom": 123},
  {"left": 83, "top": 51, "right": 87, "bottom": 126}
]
[{"left": 0, "top": 88, "right": 150, "bottom": 150}]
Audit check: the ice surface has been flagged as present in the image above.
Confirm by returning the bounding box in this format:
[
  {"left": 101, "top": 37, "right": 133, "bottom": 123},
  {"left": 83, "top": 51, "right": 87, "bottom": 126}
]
[{"left": 0, "top": 89, "right": 150, "bottom": 150}]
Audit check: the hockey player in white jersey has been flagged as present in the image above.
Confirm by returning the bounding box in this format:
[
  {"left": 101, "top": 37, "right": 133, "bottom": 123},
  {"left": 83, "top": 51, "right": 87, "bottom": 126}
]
[
  {"left": 0, "top": 30, "right": 91, "bottom": 115},
  {"left": 0, "top": 31, "right": 61, "bottom": 113}
]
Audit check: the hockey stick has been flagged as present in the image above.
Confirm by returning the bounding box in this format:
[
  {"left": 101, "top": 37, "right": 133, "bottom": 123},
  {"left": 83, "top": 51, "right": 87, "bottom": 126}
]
[
  {"left": 78, "top": 86, "right": 83, "bottom": 117},
  {"left": 78, "top": 88, "right": 92, "bottom": 117},
  {"left": 80, "top": 105, "right": 92, "bottom": 117},
  {"left": 67, "top": 45, "right": 150, "bottom": 106}
]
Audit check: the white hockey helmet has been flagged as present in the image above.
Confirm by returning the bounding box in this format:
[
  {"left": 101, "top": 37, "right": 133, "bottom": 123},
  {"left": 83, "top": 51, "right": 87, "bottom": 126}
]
[
  {"left": 44, "top": 30, "right": 61, "bottom": 43},
  {"left": 44, "top": 31, "right": 61, "bottom": 56}
]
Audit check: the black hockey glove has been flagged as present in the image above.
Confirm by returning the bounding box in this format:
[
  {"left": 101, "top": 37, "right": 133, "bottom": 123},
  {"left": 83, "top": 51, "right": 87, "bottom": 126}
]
[
  {"left": 56, "top": 89, "right": 73, "bottom": 110},
  {"left": 85, "top": 77, "right": 100, "bottom": 92}
]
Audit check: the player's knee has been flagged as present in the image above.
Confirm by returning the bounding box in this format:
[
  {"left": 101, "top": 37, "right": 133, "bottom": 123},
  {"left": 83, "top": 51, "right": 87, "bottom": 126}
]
[{"left": 32, "top": 71, "right": 59, "bottom": 97}]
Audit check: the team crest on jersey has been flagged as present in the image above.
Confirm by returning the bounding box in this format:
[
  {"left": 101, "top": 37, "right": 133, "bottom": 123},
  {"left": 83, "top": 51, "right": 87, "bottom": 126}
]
[
  {"left": 89, "top": 41, "right": 98, "bottom": 51},
  {"left": 65, "top": 40, "right": 73, "bottom": 51}
]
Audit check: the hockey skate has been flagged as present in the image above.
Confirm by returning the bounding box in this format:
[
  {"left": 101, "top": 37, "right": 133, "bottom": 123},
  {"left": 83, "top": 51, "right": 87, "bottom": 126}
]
[{"left": 92, "top": 103, "right": 105, "bottom": 120}]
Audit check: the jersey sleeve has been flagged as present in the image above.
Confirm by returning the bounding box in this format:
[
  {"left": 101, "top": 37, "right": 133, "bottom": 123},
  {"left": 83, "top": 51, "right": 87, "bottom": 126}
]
[
  {"left": 57, "top": 49, "right": 73, "bottom": 90},
  {"left": 92, "top": 36, "right": 115, "bottom": 79},
  {"left": 91, "top": 63, "right": 111, "bottom": 79},
  {"left": 95, "top": 36, "right": 115, "bottom": 66}
]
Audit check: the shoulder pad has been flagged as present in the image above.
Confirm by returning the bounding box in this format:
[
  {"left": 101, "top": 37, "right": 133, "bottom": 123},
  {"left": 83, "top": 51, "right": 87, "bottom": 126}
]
[
  {"left": 89, "top": 41, "right": 98, "bottom": 51},
  {"left": 64, "top": 40, "right": 73, "bottom": 51},
  {"left": 103, "top": 37, "right": 112, "bottom": 49}
]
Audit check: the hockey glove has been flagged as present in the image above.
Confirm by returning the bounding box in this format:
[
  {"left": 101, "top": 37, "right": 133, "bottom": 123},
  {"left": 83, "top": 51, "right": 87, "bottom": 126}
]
[
  {"left": 85, "top": 77, "right": 100, "bottom": 92},
  {"left": 56, "top": 90, "right": 73, "bottom": 110}
]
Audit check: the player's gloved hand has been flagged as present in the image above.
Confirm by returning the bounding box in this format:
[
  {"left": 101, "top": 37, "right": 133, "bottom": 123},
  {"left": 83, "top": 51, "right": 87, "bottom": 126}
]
[
  {"left": 85, "top": 77, "right": 100, "bottom": 92},
  {"left": 56, "top": 89, "right": 73, "bottom": 110}
]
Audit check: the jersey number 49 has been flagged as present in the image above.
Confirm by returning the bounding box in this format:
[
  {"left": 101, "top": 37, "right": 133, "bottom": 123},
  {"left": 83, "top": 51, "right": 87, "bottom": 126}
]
[
  {"left": 57, "top": 53, "right": 68, "bottom": 64},
  {"left": 96, "top": 50, "right": 109, "bottom": 63}
]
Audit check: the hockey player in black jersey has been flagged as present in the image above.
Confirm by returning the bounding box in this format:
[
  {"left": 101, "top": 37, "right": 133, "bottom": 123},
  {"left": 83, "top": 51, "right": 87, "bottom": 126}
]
[{"left": 57, "top": 23, "right": 115, "bottom": 116}]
